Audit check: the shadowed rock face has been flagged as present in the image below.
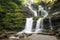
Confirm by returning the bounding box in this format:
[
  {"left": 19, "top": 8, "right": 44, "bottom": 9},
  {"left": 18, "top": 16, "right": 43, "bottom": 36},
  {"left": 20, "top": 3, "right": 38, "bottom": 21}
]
[{"left": 43, "top": 16, "right": 60, "bottom": 30}]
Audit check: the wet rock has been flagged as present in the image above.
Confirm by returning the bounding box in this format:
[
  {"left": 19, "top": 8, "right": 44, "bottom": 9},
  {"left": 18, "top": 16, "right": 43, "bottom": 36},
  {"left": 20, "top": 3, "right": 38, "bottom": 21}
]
[
  {"left": 9, "top": 35, "right": 19, "bottom": 40},
  {"left": 17, "top": 32, "right": 32, "bottom": 37}
]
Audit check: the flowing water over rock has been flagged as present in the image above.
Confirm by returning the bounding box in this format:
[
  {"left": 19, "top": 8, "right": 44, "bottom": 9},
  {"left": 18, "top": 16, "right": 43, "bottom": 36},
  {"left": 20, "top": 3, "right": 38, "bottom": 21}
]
[
  {"left": 49, "top": 17, "right": 53, "bottom": 31},
  {"left": 35, "top": 18, "right": 43, "bottom": 33},
  {"left": 22, "top": 18, "right": 33, "bottom": 33},
  {"left": 9, "top": 0, "right": 59, "bottom": 40},
  {"left": 24, "top": 0, "right": 37, "bottom": 16},
  {"left": 35, "top": 5, "right": 48, "bottom": 33},
  {"left": 17, "top": 0, "right": 49, "bottom": 33}
]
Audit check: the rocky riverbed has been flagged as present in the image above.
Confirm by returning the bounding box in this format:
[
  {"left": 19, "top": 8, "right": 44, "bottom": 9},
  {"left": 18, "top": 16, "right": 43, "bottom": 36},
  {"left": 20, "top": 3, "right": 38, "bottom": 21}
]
[{"left": 1, "top": 33, "right": 60, "bottom": 40}]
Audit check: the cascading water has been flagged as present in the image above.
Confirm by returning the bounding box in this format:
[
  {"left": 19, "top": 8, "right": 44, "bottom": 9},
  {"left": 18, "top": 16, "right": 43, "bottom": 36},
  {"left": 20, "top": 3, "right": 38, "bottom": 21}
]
[
  {"left": 49, "top": 17, "right": 53, "bottom": 31},
  {"left": 17, "top": 18, "right": 33, "bottom": 34},
  {"left": 24, "top": 0, "right": 37, "bottom": 16},
  {"left": 18, "top": 0, "right": 48, "bottom": 33},
  {"left": 9, "top": 0, "right": 49, "bottom": 39},
  {"left": 35, "top": 18, "right": 43, "bottom": 33},
  {"left": 23, "top": 18, "right": 33, "bottom": 33},
  {"left": 35, "top": 5, "right": 48, "bottom": 33},
  {"left": 20, "top": 0, "right": 37, "bottom": 33}
]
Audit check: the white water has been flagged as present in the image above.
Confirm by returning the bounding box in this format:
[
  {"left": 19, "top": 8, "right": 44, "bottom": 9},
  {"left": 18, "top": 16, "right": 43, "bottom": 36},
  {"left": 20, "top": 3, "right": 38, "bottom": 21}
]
[
  {"left": 49, "top": 17, "right": 53, "bottom": 31},
  {"left": 24, "top": 0, "right": 37, "bottom": 16},
  {"left": 23, "top": 18, "right": 33, "bottom": 33},
  {"left": 35, "top": 18, "right": 43, "bottom": 33},
  {"left": 17, "top": 18, "right": 33, "bottom": 34},
  {"left": 17, "top": 0, "right": 48, "bottom": 33},
  {"left": 35, "top": 5, "right": 48, "bottom": 33}
]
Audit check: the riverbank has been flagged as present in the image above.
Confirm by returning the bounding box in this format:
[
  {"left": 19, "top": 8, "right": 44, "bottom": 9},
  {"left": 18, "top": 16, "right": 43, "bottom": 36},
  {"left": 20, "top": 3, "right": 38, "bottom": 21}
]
[{"left": 0, "top": 33, "right": 60, "bottom": 40}]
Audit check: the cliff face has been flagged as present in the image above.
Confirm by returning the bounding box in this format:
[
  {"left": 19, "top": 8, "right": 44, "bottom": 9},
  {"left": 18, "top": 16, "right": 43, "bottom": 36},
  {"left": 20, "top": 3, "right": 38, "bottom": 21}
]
[{"left": 43, "top": 11, "right": 60, "bottom": 32}]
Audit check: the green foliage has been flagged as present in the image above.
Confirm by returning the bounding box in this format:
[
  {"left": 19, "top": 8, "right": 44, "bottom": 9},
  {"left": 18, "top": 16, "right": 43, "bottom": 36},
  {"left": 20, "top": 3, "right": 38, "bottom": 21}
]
[
  {"left": 2, "top": 13, "right": 26, "bottom": 31},
  {"left": 0, "top": 0, "right": 26, "bottom": 31},
  {"left": 34, "top": 0, "right": 41, "bottom": 4},
  {"left": 51, "top": 0, "right": 60, "bottom": 11},
  {"left": 33, "top": 16, "right": 39, "bottom": 20},
  {"left": 0, "top": 0, "right": 23, "bottom": 12}
]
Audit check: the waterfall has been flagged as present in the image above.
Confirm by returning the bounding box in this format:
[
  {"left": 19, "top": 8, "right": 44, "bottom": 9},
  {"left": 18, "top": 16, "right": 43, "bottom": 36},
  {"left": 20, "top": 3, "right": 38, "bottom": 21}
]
[
  {"left": 35, "top": 5, "right": 48, "bottom": 33},
  {"left": 35, "top": 18, "right": 43, "bottom": 33},
  {"left": 17, "top": 18, "right": 33, "bottom": 34},
  {"left": 20, "top": 0, "right": 37, "bottom": 33},
  {"left": 24, "top": 0, "right": 37, "bottom": 16},
  {"left": 17, "top": 0, "right": 48, "bottom": 34},
  {"left": 9, "top": 0, "right": 49, "bottom": 39},
  {"left": 49, "top": 17, "right": 53, "bottom": 31},
  {"left": 23, "top": 18, "right": 33, "bottom": 33}
]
